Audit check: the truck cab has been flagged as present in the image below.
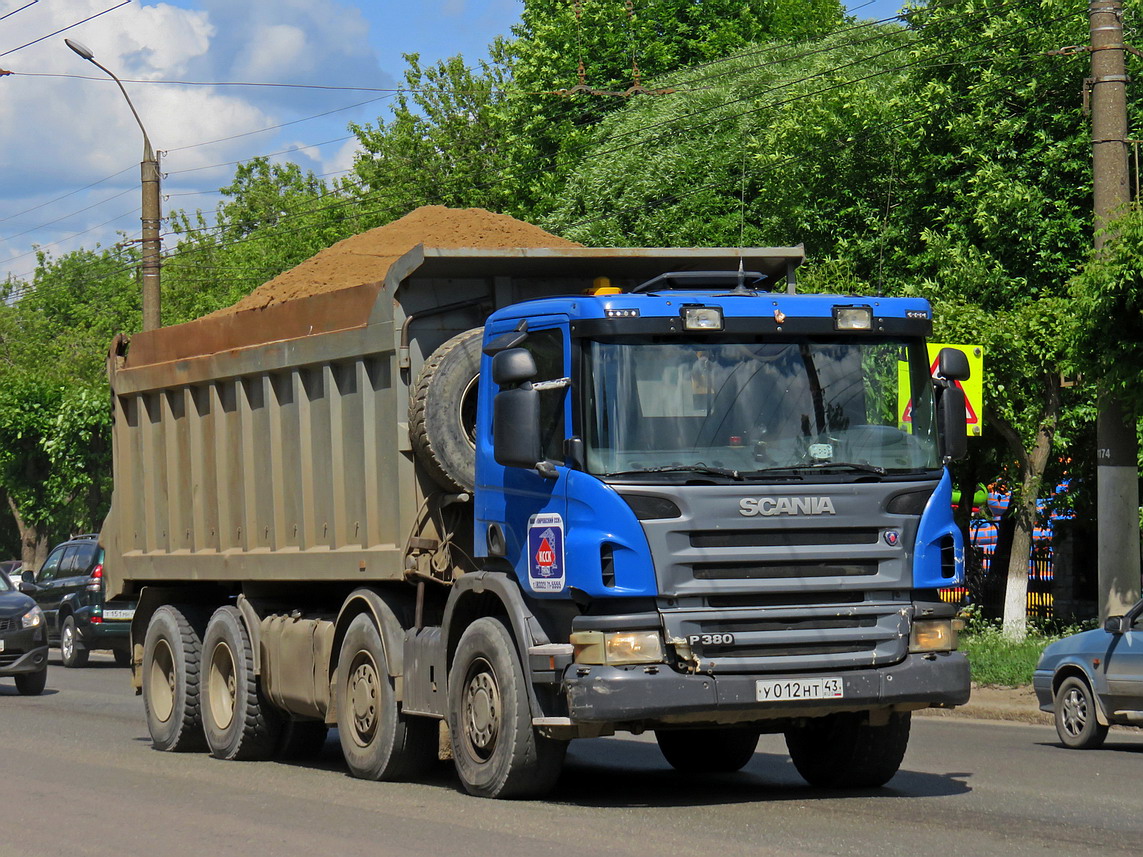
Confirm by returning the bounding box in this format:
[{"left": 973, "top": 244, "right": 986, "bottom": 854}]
[{"left": 470, "top": 272, "right": 969, "bottom": 784}]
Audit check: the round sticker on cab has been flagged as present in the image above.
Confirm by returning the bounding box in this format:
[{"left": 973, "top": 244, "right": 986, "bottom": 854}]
[{"left": 527, "top": 512, "right": 566, "bottom": 593}]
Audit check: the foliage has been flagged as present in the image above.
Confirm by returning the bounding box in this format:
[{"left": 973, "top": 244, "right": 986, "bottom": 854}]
[
  {"left": 960, "top": 618, "right": 1093, "bottom": 686},
  {"left": 498, "top": 0, "right": 845, "bottom": 217},
  {"left": 1070, "top": 207, "right": 1143, "bottom": 414},
  {"left": 351, "top": 55, "right": 515, "bottom": 218},
  {"left": 163, "top": 158, "right": 371, "bottom": 323}
]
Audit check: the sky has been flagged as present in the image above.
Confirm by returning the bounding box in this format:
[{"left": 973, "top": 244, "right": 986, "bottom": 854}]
[{"left": 0, "top": 0, "right": 905, "bottom": 287}]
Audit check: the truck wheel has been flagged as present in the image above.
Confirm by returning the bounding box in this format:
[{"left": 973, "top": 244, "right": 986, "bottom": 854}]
[
  {"left": 409, "top": 327, "right": 483, "bottom": 492},
  {"left": 336, "top": 613, "right": 436, "bottom": 780},
  {"left": 448, "top": 617, "right": 567, "bottom": 798},
  {"left": 15, "top": 667, "right": 47, "bottom": 695},
  {"left": 1054, "top": 676, "right": 1109, "bottom": 749},
  {"left": 142, "top": 605, "right": 208, "bottom": 752},
  {"left": 785, "top": 711, "right": 911, "bottom": 788},
  {"left": 60, "top": 615, "right": 90, "bottom": 668},
  {"left": 200, "top": 606, "right": 283, "bottom": 761},
  {"left": 655, "top": 727, "right": 760, "bottom": 773}
]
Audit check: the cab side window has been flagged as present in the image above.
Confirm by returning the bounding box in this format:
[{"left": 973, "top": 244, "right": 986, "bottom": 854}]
[
  {"left": 523, "top": 328, "right": 566, "bottom": 462},
  {"left": 37, "top": 548, "right": 65, "bottom": 584}
]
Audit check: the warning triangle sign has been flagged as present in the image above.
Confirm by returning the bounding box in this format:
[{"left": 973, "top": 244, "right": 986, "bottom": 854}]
[{"left": 901, "top": 358, "right": 978, "bottom": 424}]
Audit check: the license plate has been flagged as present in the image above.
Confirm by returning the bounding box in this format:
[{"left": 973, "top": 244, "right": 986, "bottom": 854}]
[
  {"left": 0, "top": 639, "right": 4, "bottom": 652},
  {"left": 102, "top": 609, "right": 135, "bottom": 621},
  {"left": 756, "top": 676, "right": 844, "bottom": 702}
]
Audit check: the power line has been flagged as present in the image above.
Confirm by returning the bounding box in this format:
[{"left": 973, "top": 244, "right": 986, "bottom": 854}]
[
  {"left": 0, "top": 164, "right": 134, "bottom": 226},
  {"left": 0, "top": 0, "right": 130, "bottom": 59},
  {"left": 0, "top": 1, "right": 39, "bottom": 23}
]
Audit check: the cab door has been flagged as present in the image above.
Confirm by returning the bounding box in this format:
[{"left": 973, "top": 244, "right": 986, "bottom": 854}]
[{"left": 475, "top": 320, "right": 571, "bottom": 597}]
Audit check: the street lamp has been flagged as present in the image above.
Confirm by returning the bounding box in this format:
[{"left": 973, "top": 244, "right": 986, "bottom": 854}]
[{"left": 65, "top": 38, "right": 161, "bottom": 331}]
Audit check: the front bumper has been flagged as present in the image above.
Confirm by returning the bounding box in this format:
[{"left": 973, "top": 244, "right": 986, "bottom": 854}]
[
  {"left": 0, "top": 641, "right": 49, "bottom": 676},
  {"left": 564, "top": 651, "right": 970, "bottom": 725}
]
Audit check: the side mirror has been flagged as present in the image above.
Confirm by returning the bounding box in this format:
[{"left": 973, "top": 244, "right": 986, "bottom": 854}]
[
  {"left": 1104, "top": 615, "right": 1128, "bottom": 635},
  {"left": 937, "top": 347, "right": 970, "bottom": 382},
  {"left": 492, "top": 348, "right": 537, "bottom": 387},
  {"left": 494, "top": 387, "right": 543, "bottom": 470},
  {"left": 937, "top": 384, "right": 968, "bottom": 461},
  {"left": 18, "top": 579, "right": 35, "bottom": 594}
]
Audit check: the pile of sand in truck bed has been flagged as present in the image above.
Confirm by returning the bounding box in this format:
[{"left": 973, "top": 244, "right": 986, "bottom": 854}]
[{"left": 219, "top": 205, "right": 582, "bottom": 315}]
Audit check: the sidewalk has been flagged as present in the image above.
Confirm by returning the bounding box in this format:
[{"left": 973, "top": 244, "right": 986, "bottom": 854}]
[{"left": 916, "top": 682, "right": 1051, "bottom": 725}]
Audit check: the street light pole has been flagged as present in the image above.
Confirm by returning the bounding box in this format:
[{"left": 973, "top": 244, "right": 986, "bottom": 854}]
[{"left": 65, "top": 38, "right": 161, "bottom": 331}]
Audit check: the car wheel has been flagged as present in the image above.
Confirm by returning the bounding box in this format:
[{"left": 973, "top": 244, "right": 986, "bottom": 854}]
[
  {"left": 113, "top": 649, "right": 132, "bottom": 668},
  {"left": 15, "top": 667, "right": 47, "bottom": 695},
  {"left": 1054, "top": 675, "right": 1109, "bottom": 749},
  {"left": 60, "top": 615, "right": 90, "bottom": 668}
]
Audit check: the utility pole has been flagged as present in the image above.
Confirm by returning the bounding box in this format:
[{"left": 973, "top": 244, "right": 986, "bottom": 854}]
[
  {"left": 1089, "top": 0, "right": 1140, "bottom": 618},
  {"left": 65, "top": 39, "right": 162, "bottom": 330}
]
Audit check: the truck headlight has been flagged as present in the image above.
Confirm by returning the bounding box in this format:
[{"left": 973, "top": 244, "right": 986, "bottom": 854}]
[
  {"left": 909, "top": 619, "right": 958, "bottom": 653},
  {"left": 21, "top": 605, "right": 44, "bottom": 629},
  {"left": 570, "top": 630, "right": 664, "bottom": 665}
]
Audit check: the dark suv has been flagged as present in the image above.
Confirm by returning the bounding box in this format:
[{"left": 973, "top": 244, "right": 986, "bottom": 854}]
[{"left": 20, "top": 535, "right": 135, "bottom": 667}]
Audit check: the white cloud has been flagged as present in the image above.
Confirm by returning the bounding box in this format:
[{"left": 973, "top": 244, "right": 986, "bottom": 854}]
[{"left": 0, "top": 0, "right": 387, "bottom": 279}]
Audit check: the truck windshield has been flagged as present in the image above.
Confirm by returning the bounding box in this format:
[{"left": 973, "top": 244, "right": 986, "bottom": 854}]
[{"left": 584, "top": 337, "right": 940, "bottom": 478}]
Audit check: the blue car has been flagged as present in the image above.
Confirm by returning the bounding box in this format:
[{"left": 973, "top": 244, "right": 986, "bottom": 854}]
[{"left": 1034, "top": 599, "right": 1143, "bottom": 748}]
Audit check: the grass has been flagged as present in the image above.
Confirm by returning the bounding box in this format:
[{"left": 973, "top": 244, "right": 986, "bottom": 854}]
[{"left": 959, "top": 619, "right": 1094, "bottom": 687}]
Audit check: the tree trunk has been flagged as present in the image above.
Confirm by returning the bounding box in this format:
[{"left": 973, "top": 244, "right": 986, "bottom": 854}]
[
  {"left": 7, "top": 494, "right": 46, "bottom": 572},
  {"left": 989, "top": 375, "right": 1060, "bottom": 642}
]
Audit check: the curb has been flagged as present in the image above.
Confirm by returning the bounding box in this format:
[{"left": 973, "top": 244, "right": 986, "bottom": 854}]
[{"left": 914, "top": 683, "right": 1052, "bottom": 726}]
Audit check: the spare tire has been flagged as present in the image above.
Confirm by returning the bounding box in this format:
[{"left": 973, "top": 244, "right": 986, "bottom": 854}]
[{"left": 409, "top": 327, "right": 483, "bottom": 492}]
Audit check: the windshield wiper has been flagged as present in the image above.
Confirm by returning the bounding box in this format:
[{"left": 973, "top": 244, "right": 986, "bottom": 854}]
[
  {"left": 604, "top": 464, "right": 745, "bottom": 480},
  {"left": 750, "top": 461, "right": 886, "bottom": 476}
]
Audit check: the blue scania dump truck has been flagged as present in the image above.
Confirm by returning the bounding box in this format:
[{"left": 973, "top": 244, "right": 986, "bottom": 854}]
[{"left": 103, "top": 242, "right": 970, "bottom": 799}]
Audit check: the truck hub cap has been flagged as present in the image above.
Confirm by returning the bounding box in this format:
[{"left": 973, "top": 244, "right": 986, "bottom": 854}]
[
  {"left": 207, "top": 643, "right": 237, "bottom": 730},
  {"left": 349, "top": 659, "right": 379, "bottom": 741},
  {"left": 463, "top": 661, "right": 500, "bottom": 757},
  {"left": 1061, "top": 687, "right": 1089, "bottom": 737},
  {"left": 148, "top": 639, "right": 176, "bottom": 723}
]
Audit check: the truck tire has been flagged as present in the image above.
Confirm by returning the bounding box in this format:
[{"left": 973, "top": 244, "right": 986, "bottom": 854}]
[
  {"left": 448, "top": 617, "right": 567, "bottom": 798},
  {"left": 60, "top": 615, "right": 90, "bottom": 668},
  {"left": 200, "top": 606, "right": 283, "bottom": 761},
  {"left": 142, "top": 605, "right": 208, "bottom": 752},
  {"left": 15, "top": 667, "right": 47, "bottom": 695},
  {"left": 409, "top": 327, "right": 483, "bottom": 492},
  {"left": 336, "top": 613, "right": 436, "bottom": 780},
  {"left": 785, "top": 711, "right": 911, "bottom": 789},
  {"left": 1054, "top": 675, "right": 1109, "bottom": 749},
  {"left": 655, "top": 727, "right": 760, "bottom": 773}
]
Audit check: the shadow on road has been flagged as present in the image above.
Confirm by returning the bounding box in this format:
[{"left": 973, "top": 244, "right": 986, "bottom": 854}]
[{"left": 268, "top": 729, "right": 972, "bottom": 805}]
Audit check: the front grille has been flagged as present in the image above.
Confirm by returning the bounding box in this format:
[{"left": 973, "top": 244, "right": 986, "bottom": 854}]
[
  {"left": 662, "top": 603, "right": 910, "bottom": 674},
  {"left": 693, "top": 561, "right": 878, "bottom": 580},
  {"left": 0, "top": 652, "right": 23, "bottom": 666},
  {"left": 690, "top": 528, "right": 880, "bottom": 549},
  {"left": 0, "top": 617, "right": 16, "bottom": 632}
]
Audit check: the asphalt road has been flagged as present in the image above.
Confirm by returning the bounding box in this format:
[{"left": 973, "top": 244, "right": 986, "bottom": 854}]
[{"left": 4, "top": 652, "right": 1143, "bottom": 857}]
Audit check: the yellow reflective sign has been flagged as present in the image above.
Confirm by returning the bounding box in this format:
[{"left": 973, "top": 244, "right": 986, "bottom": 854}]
[{"left": 897, "top": 344, "right": 984, "bottom": 437}]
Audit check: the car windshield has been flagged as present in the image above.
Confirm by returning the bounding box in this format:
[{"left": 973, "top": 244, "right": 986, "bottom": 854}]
[{"left": 584, "top": 336, "right": 940, "bottom": 478}]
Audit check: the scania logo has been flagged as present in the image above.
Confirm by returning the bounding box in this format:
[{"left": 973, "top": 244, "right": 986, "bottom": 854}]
[{"left": 739, "top": 497, "right": 837, "bottom": 517}]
